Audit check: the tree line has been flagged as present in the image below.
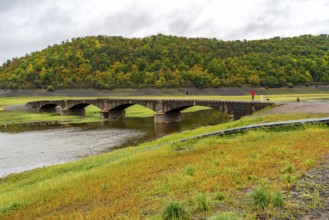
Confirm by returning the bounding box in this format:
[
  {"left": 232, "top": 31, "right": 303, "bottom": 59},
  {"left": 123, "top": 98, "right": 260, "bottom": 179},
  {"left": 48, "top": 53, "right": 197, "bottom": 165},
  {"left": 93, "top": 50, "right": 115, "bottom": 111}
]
[{"left": 0, "top": 34, "right": 329, "bottom": 89}]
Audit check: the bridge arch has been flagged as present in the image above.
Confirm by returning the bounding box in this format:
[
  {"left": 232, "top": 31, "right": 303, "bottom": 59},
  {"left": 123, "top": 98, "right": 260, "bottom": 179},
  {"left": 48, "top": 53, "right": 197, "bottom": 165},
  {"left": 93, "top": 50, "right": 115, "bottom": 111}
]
[
  {"left": 36, "top": 103, "right": 60, "bottom": 113},
  {"left": 68, "top": 103, "right": 90, "bottom": 110},
  {"left": 105, "top": 103, "right": 156, "bottom": 120},
  {"left": 28, "top": 100, "right": 64, "bottom": 113},
  {"left": 155, "top": 100, "right": 234, "bottom": 123},
  {"left": 161, "top": 101, "right": 231, "bottom": 115},
  {"left": 64, "top": 99, "right": 106, "bottom": 110},
  {"left": 165, "top": 105, "right": 194, "bottom": 113},
  {"left": 109, "top": 104, "right": 134, "bottom": 111},
  {"left": 61, "top": 101, "right": 104, "bottom": 117},
  {"left": 39, "top": 103, "right": 59, "bottom": 109},
  {"left": 107, "top": 100, "right": 157, "bottom": 112}
]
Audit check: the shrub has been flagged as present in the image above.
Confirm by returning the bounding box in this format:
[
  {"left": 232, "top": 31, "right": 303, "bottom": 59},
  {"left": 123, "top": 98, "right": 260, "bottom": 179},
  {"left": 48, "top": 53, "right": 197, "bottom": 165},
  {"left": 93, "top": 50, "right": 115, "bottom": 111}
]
[
  {"left": 46, "top": 85, "right": 55, "bottom": 91},
  {"left": 248, "top": 186, "right": 286, "bottom": 209},
  {"left": 183, "top": 165, "right": 195, "bottom": 176},
  {"left": 271, "top": 192, "right": 285, "bottom": 207},
  {"left": 260, "top": 76, "right": 281, "bottom": 88},
  {"left": 281, "top": 173, "right": 294, "bottom": 183},
  {"left": 0, "top": 202, "right": 21, "bottom": 214},
  {"left": 214, "top": 192, "right": 225, "bottom": 201},
  {"left": 282, "top": 163, "right": 294, "bottom": 174},
  {"left": 287, "top": 82, "right": 294, "bottom": 88},
  {"left": 162, "top": 201, "right": 188, "bottom": 220},
  {"left": 194, "top": 194, "right": 212, "bottom": 212},
  {"left": 304, "top": 159, "right": 315, "bottom": 167},
  {"left": 249, "top": 187, "right": 271, "bottom": 209}
]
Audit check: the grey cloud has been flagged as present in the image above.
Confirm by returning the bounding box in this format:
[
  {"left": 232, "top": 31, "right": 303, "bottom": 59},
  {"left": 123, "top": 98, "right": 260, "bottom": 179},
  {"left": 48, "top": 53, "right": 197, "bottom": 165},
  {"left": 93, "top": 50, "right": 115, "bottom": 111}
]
[
  {"left": 230, "top": 0, "right": 291, "bottom": 39},
  {"left": 325, "top": 0, "right": 329, "bottom": 6},
  {"left": 96, "top": 4, "right": 154, "bottom": 36},
  {"left": 167, "top": 3, "right": 205, "bottom": 36},
  {"left": 190, "top": 19, "right": 222, "bottom": 38},
  {"left": 304, "top": 18, "right": 329, "bottom": 35},
  {"left": 168, "top": 16, "right": 192, "bottom": 36},
  {"left": 0, "top": 0, "right": 80, "bottom": 62},
  {"left": 33, "top": 4, "right": 73, "bottom": 27},
  {"left": 257, "top": 0, "right": 291, "bottom": 25},
  {"left": 0, "top": 0, "right": 28, "bottom": 14}
]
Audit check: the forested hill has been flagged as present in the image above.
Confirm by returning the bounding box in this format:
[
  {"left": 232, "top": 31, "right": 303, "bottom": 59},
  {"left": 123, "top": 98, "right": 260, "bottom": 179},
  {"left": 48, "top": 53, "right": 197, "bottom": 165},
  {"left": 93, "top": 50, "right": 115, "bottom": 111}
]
[{"left": 1, "top": 34, "right": 329, "bottom": 89}]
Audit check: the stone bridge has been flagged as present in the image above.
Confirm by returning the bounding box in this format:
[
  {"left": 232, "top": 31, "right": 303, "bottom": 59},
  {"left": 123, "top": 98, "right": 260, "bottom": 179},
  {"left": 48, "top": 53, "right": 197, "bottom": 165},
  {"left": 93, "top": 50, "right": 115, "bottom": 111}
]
[{"left": 26, "top": 98, "right": 274, "bottom": 123}]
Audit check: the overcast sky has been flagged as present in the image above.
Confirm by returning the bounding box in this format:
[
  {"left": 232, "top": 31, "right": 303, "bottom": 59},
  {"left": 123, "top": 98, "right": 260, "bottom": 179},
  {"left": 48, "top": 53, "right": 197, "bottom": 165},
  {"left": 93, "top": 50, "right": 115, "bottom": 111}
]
[{"left": 1, "top": 0, "right": 329, "bottom": 64}]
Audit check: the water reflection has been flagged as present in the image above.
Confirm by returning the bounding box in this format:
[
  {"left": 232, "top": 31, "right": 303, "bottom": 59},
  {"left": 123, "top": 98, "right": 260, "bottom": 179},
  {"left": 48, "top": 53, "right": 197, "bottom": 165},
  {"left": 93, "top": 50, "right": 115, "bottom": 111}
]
[{"left": 0, "top": 109, "right": 229, "bottom": 177}]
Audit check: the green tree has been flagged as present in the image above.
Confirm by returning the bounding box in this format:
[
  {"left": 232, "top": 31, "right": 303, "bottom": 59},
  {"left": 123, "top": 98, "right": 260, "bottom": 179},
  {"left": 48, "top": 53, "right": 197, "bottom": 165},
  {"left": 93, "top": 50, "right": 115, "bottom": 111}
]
[{"left": 207, "top": 58, "right": 228, "bottom": 77}]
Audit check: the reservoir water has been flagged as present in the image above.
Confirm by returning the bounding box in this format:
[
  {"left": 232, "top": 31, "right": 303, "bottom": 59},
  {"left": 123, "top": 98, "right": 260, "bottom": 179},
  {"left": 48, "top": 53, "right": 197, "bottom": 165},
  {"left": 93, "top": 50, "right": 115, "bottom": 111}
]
[{"left": 0, "top": 109, "right": 229, "bottom": 178}]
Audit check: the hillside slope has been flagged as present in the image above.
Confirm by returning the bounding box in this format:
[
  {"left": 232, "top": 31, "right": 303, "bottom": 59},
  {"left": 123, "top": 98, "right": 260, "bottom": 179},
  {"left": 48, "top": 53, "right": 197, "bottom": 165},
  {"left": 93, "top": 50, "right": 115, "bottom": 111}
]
[{"left": 1, "top": 34, "right": 329, "bottom": 89}]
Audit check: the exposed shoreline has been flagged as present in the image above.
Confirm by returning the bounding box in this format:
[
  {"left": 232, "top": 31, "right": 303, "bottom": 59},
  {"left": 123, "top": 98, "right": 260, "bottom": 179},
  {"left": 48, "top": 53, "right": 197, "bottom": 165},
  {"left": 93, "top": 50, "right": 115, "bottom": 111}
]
[{"left": 1, "top": 85, "right": 329, "bottom": 97}]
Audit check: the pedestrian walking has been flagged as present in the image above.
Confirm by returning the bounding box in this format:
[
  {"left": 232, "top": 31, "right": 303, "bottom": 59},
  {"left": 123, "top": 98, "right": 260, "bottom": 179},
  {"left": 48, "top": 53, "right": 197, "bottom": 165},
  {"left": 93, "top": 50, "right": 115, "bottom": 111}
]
[{"left": 251, "top": 90, "right": 255, "bottom": 101}]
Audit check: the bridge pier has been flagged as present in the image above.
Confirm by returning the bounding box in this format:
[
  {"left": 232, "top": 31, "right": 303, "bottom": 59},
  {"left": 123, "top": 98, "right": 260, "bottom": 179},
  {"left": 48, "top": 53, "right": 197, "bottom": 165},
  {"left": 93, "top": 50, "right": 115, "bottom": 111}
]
[
  {"left": 229, "top": 102, "right": 255, "bottom": 120},
  {"left": 61, "top": 109, "right": 86, "bottom": 116},
  {"left": 154, "top": 112, "right": 181, "bottom": 123},
  {"left": 108, "top": 110, "right": 126, "bottom": 120},
  {"left": 99, "top": 111, "right": 109, "bottom": 119}
]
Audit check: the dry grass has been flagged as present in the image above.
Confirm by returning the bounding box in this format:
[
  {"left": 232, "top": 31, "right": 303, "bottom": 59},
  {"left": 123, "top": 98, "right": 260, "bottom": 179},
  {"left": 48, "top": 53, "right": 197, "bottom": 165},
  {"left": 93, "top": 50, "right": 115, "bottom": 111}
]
[{"left": 1, "top": 123, "right": 328, "bottom": 219}]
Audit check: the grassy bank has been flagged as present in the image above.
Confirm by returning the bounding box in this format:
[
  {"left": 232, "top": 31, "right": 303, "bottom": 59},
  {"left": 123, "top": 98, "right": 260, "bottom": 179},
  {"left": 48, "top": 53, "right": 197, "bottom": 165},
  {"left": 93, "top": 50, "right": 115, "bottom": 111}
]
[{"left": 1, "top": 113, "right": 329, "bottom": 219}]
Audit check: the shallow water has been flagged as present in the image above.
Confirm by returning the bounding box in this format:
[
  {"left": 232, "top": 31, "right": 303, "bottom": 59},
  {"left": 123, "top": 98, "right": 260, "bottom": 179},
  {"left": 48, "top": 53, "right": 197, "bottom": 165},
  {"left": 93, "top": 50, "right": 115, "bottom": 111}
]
[{"left": 0, "top": 109, "right": 229, "bottom": 177}]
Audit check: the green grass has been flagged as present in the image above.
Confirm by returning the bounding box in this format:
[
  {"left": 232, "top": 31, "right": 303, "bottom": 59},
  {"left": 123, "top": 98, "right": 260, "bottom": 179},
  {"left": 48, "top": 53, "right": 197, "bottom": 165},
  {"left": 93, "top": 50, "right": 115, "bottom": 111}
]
[
  {"left": 162, "top": 201, "right": 188, "bottom": 220},
  {"left": 0, "top": 113, "right": 328, "bottom": 219},
  {"left": 248, "top": 186, "right": 271, "bottom": 209},
  {"left": 194, "top": 194, "right": 213, "bottom": 212},
  {"left": 0, "top": 109, "right": 102, "bottom": 126}
]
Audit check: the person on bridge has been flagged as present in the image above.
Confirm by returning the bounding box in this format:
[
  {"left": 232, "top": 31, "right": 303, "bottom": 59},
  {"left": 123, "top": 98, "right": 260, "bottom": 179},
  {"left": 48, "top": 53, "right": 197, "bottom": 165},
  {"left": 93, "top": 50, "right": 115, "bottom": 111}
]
[{"left": 251, "top": 90, "right": 255, "bottom": 101}]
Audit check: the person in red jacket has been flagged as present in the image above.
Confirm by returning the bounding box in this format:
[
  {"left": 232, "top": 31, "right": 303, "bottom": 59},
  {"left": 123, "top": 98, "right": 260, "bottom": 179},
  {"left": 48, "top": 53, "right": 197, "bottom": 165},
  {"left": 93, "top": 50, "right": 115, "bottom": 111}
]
[{"left": 251, "top": 90, "right": 255, "bottom": 101}]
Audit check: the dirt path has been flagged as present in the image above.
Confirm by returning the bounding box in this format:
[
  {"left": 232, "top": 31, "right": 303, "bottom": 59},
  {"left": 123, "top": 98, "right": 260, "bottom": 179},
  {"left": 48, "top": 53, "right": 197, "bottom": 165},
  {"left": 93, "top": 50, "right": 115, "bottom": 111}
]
[{"left": 258, "top": 100, "right": 329, "bottom": 115}]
